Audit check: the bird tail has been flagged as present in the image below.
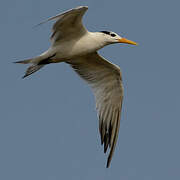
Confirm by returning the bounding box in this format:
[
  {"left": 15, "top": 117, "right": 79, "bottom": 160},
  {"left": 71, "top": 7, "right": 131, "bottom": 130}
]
[
  {"left": 14, "top": 53, "right": 56, "bottom": 78},
  {"left": 14, "top": 59, "right": 32, "bottom": 64},
  {"left": 14, "top": 57, "right": 45, "bottom": 78}
]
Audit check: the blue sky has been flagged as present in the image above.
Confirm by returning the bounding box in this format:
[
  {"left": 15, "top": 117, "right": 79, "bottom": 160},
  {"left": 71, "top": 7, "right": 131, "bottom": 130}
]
[{"left": 0, "top": 0, "right": 180, "bottom": 179}]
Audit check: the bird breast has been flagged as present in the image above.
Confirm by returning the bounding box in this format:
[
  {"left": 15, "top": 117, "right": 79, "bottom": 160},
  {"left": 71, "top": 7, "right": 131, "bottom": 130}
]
[{"left": 53, "top": 32, "right": 105, "bottom": 59}]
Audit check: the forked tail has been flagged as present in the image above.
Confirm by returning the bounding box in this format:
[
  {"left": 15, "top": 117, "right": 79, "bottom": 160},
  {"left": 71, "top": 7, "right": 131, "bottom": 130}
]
[{"left": 14, "top": 54, "right": 56, "bottom": 78}]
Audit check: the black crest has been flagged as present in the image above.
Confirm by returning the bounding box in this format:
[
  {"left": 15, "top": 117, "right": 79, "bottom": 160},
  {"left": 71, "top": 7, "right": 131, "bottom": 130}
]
[
  {"left": 100, "top": 31, "right": 111, "bottom": 35},
  {"left": 100, "top": 31, "right": 116, "bottom": 37}
]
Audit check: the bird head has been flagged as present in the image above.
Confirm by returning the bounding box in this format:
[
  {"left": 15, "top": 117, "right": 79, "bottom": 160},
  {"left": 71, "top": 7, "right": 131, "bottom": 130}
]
[{"left": 99, "top": 31, "right": 137, "bottom": 45}]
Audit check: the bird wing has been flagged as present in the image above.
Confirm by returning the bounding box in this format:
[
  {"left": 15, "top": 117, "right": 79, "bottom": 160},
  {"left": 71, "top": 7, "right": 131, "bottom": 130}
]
[
  {"left": 67, "top": 52, "right": 124, "bottom": 168},
  {"left": 37, "top": 6, "right": 88, "bottom": 43}
]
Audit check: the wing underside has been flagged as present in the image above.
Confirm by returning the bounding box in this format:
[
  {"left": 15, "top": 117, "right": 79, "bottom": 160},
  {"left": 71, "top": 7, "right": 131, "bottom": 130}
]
[{"left": 67, "top": 52, "right": 124, "bottom": 167}]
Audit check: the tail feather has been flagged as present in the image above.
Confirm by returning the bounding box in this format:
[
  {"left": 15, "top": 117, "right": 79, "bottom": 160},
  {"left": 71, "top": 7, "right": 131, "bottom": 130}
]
[
  {"left": 14, "top": 59, "right": 32, "bottom": 64},
  {"left": 22, "top": 64, "right": 45, "bottom": 78},
  {"left": 14, "top": 58, "right": 45, "bottom": 78},
  {"left": 15, "top": 53, "right": 56, "bottom": 78}
]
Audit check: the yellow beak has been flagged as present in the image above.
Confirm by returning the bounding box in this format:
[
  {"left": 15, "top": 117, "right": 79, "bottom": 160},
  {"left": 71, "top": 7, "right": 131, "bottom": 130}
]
[{"left": 118, "top": 38, "right": 137, "bottom": 45}]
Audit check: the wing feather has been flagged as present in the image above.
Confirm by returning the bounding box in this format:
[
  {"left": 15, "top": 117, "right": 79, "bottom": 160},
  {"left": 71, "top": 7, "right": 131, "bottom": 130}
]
[
  {"left": 37, "top": 6, "right": 88, "bottom": 43},
  {"left": 67, "top": 52, "right": 124, "bottom": 168}
]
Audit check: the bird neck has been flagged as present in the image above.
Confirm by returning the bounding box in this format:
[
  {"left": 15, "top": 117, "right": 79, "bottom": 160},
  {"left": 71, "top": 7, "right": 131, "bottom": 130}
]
[{"left": 88, "top": 32, "right": 108, "bottom": 49}]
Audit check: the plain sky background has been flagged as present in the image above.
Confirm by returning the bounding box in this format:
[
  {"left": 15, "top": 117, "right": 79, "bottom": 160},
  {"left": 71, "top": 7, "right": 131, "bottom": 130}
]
[{"left": 0, "top": 0, "right": 180, "bottom": 179}]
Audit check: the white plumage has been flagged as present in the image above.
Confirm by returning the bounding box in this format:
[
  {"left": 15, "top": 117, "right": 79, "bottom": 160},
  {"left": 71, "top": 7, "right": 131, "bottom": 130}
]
[{"left": 15, "top": 6, "right": 137, "bottom": 168}]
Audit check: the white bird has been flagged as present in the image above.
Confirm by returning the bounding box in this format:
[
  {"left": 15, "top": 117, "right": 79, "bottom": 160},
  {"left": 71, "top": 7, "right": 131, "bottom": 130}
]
[{"left": 15, "top": 6, "right": 137, "bottom": 168}]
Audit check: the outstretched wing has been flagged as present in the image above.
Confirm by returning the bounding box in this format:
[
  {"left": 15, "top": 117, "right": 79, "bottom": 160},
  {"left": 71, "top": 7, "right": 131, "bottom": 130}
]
[
  {"left": 67, "top": 52, "right": 124, "bottom": 168},
  {"left": 38, "top": 6, "right": 88, "bottom": 44}
]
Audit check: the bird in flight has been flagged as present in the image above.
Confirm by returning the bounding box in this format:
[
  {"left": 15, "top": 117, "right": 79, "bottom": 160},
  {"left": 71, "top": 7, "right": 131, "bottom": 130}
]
[{"left": 15, "top": 6, "right": 137, "bottom": 168}]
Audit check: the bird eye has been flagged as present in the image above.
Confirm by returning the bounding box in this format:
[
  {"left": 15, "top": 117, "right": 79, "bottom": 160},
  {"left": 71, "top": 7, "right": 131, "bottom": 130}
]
[{"left": 110, "top": 33, "right": 116, "bottom": 37}]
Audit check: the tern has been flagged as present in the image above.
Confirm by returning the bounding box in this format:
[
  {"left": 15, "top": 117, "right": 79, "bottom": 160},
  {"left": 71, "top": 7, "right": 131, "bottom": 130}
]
[{"left": 15, "top": 6, "right": 137, "bottom": 168}]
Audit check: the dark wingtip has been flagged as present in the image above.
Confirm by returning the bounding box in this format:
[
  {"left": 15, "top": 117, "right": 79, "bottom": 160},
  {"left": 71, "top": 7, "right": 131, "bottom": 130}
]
[
  {"left": 104, "top": 133, "right": 109, "bottom": 153},
  {"left": 106, "top": 157, "right": 111, "bottom": 168},
  {"left": 101, "top": 138, "right": 103, "bottom": 145},
  {"left": 106, "top": 163, "right": 109, "bottom": 168},
  {"left": 22, "top": 73, "right": 28, "bottom": 79}
]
